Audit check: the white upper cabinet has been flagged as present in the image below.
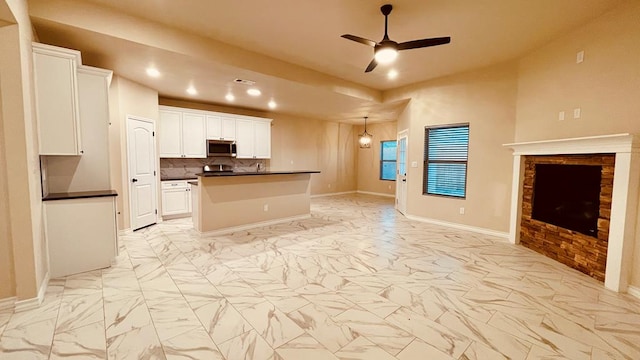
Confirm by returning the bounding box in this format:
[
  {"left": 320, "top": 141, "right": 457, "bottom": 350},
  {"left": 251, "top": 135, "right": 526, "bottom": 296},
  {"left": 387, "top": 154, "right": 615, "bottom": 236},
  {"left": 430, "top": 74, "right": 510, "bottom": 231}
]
[
  {"left": 235, "top": 117, "right": 272, "bottom": 159},
  {"left": 159, "top": 107, "right": 206, "bottom": 158},
  {"left": 235, "top": 119, "right": 254, "bottom": 158},
  {"left": 253, "top": 120, "right": 271, "bottom": 159},
  {"left": 33, "top": 43, "right": 82, "bottom": 155},
  {"left": 206, "top": 115, "right": 236, "bottom": 141},
  {"left": 182, "top": 113, "right": 206, "bottom": 158},
  {"left": 158, "top": 110, "right": 182, "bottom": 157}
]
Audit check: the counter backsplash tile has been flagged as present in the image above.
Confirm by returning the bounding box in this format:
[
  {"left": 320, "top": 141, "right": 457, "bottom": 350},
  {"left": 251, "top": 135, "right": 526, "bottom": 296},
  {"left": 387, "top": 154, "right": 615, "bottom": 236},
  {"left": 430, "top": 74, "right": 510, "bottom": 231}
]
[{"left": 160, "top": 158, "right": 267, "bottom": 180}]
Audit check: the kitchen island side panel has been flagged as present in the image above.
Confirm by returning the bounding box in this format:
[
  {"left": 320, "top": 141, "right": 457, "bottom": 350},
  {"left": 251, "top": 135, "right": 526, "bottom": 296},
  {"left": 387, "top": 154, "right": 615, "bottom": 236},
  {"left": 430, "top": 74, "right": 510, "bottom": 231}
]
[{"left": 197, "top": 173, "right": 311, "bottom": 233}]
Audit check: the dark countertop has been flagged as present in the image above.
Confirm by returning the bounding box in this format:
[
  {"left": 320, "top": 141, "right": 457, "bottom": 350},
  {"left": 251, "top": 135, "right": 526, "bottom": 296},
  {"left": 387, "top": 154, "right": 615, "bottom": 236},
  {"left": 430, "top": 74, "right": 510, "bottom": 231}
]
[
  {"left": 196, "top": 170, "right": 320, "bottom": 177},
  {"left": 43, "top": 190, "right": 118, "bottom": 201},
  {"left": 187, "top": 180, "right": 198, "bottom": 186},
  {"left": 161, "top": 176, "right": 198, "bottom": 181}
]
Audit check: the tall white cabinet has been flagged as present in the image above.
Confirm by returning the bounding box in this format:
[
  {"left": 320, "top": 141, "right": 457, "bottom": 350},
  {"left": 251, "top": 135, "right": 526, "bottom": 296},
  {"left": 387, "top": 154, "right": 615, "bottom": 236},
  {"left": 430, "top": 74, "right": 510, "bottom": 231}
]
[{"left": 33, "top": 43, "right": 83, "bottom": 155}]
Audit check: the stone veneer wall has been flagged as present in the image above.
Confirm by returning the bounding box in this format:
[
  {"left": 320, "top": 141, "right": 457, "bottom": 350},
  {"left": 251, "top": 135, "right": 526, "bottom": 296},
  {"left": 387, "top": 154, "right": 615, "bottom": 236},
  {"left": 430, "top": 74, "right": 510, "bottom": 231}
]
[{"left": 520, "top": 154, "right": 615, "bottom": 282}]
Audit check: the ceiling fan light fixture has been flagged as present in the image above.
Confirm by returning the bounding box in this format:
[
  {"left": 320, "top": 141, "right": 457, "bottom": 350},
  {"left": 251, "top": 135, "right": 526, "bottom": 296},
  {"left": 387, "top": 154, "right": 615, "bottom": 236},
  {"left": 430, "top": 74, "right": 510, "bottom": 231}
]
[{"left": 374, "top": 47, "right": 398, "bottom": 64}]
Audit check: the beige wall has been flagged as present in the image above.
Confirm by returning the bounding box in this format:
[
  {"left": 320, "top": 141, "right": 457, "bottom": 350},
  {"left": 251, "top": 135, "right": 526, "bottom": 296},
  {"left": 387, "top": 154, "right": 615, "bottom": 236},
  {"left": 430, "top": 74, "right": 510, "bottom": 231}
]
[
  {"left": 356, "top": 121, "right": 398, "bottom": 196},
  {"left": 385, "top": 63, "right": 518, "bottom": 233},
  {"left": 0, "top": 0, "right": 47, "bottom": 301},
  {"left": 0, "top": 66, "right": 16, "bottom": 299},
  {"left": 109, "top": 76, "right": 159, "bottom": 230},
  {"left": 197, "top": 174, "right": 311, "bottom": 232},
  {"left": 159, "top": 98, "right": 358, "bottom": 195},
  {"left": 513, "top": 1, "right": 640, "bottom": 289}
]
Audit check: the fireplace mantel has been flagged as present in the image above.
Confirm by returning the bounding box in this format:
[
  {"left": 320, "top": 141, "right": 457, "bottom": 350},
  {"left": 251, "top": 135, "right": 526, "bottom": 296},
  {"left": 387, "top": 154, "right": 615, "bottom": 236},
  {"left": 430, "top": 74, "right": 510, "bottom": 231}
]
[{"left": 504, "top": 133, "right": 640, "bottom": 292}]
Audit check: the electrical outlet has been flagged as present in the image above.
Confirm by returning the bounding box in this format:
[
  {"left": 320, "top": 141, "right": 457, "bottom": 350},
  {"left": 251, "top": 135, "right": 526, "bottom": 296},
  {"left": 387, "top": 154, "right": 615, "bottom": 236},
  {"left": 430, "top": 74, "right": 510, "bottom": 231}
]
[
  {"left": 459, "top": 207, "right": 465, "bottom": 215},
  {"left": 576, "top": 50, "right": 584, "bottom": 64},
  {"left": 573, "top": 108, "right": 581, "bottom": 119},
  {"left": 558, "top": 111, "right": 565, "bottom": 121},
  {"left": 263, "top": 204, "right": 269, "bottom": 212},
  {"left": 411, "top": 161, "right": 418, "bottom": 168}
]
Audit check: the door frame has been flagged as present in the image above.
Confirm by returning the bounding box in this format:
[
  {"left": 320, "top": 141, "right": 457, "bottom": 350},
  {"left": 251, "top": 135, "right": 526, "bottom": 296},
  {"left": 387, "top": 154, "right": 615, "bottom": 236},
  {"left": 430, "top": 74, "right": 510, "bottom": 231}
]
[
  {"left": 396, "top": 130, "right": 409, "bottom": 215},
  {"left": 126, "top": 115, "right": 158, "bottom": 231}
]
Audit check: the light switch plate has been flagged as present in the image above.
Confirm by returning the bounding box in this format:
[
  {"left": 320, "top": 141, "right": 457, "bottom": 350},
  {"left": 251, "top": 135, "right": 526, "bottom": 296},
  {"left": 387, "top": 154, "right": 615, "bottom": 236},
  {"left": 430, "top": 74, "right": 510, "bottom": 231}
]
[
  {"left": 411, "top": 161, "right": 418, "bottom": 168},
  {"left": 573, "top": 108, "right": 581, "bottom": 119}
]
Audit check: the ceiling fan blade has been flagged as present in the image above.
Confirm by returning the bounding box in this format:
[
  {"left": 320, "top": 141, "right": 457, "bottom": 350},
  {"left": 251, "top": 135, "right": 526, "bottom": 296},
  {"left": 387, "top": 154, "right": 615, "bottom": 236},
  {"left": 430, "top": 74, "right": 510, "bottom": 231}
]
[
  {"left": 397, "top": 37, "right": 451, "bottom": 51},
  {"left": 341, "top": 34, "right": 377, "bottom": 47},
  {"left": 364, "top": 58, "right": 378, "bottom": 73}
]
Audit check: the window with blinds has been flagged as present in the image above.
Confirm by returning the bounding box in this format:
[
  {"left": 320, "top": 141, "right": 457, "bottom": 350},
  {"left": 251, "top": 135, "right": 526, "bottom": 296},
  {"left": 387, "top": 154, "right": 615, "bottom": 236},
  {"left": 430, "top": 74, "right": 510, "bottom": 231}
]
[
  {"left": 380, "top": 140, "right": 397, "bottom": 181},
  {"left": 423, "top": 124, "right": 469, "bottom": 198}
]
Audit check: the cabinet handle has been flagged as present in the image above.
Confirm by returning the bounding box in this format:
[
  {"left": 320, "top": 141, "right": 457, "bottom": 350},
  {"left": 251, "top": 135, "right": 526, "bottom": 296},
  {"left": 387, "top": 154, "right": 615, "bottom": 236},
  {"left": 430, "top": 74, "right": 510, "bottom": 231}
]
[
  {"left": 131, "top": 178, "right": 138, "bottom": 183},
  {"left": 80, "top": 150, "right": 84, "bottom": 154}
]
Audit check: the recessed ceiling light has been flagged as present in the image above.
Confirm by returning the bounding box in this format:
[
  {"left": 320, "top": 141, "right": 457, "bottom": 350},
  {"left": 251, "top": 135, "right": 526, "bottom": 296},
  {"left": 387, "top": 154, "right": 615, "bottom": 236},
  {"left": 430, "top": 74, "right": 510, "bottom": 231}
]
[
  {"left": 186, "top": 86, "right": 197, "bottom": 95},
  {"left": 146, "top": 67, "right": 160, "bottom": 78},
  {"left": 268, "top": 100, "right": 277, "bottom": 109},
  {"left": 247, "top": 88, "right": 261, "bottom": 97},
  {"left": 387, "top": 69, "right": 398, "bottom": 79},
  {"left": 225, "top": 93, "right": 235, "bottom": 102}
]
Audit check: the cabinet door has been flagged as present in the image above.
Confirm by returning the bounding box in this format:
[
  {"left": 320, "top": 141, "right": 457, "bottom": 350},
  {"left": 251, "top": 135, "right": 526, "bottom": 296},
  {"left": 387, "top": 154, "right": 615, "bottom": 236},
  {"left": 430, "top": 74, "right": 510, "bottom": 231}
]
[
  {"left": 221, "top": 116, "right": 236, "bottom": 140},
  {"left": 235, "top": 119, "right": 254, "bottom": 158},
  {"left": 182, "top": 113, "right": 206, "bottom": 158},
  {"left": 253, "top": 120, "right": 271, "bottom": 159},
  {"left": 162, "top": 188, "right": 190, "bottom": 215},
  {"left": 159, "top": 110, "right": 182, "bottom": 158},
  {"left": 45, "top": 197, "right": 117, "bottom": 278},
  {"left": 33, "top": 49, "right": 81, "bottom": 155},
  {"left": 206, "top": 115, "right": 222, "bottom": 140}
]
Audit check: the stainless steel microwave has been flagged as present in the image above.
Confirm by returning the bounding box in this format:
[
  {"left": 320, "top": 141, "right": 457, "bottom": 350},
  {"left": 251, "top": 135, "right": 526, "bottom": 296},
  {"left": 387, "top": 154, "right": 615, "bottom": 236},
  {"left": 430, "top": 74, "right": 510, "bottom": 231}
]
[{"left": 207, "top": 140, "right": 237, "bottom": 157}]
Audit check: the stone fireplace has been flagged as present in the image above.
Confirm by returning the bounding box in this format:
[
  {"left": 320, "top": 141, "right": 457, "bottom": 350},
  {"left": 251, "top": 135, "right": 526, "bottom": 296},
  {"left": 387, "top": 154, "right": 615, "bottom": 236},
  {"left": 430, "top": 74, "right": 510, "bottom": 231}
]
[
  {"left": 520, "top": 154, "right": 614, "bottom": 282},
  {"left": 505, "top": 134, "right": 640, "bottom": 292}
]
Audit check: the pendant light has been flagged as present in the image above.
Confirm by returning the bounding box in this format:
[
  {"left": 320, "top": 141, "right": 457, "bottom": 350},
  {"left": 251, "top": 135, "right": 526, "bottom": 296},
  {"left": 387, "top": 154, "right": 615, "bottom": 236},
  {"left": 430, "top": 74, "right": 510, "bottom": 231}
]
[{"left": 359, "top": 116, "right": 372, "bottom": 148}]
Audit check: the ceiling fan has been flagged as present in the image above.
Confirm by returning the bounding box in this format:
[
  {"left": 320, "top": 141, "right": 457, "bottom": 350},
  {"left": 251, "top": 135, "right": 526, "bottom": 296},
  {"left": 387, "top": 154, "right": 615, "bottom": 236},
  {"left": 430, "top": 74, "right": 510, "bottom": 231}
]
[{"left": 341, "top": 4, "right": 451, "bottom": 73}]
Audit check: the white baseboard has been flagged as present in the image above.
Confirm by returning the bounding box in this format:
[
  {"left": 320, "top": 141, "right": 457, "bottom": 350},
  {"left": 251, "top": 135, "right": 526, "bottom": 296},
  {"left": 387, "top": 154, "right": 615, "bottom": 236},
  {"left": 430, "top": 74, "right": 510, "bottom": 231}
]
[
  {"left": 311, "top": 191, "right": 356, "bottom": 198},
  {"left": 199, "top": 214, "right": 312, "bottom": 236},
  {"left": 14, "top": 272, "right": 49, "bottom": 312},
  {"left": 405, "top": 214, "right": 509, "bottom": 240},
  {"left": 356, "top": 190, "right": 395, "bottom": 198},
  {"left": 118, "top": 228, "right": 133, "bottom": 236},
  {"left": 0, "top": 297, "right": 16, "bottom": 311},
  {"left": 628, "top": 285, "right": 640, "bottom": 299}
]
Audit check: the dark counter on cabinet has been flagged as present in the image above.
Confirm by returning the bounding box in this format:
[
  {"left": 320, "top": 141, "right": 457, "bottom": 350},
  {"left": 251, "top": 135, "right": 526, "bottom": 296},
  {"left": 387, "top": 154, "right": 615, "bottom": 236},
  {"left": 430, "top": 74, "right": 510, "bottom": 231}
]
[
  {"left": 196, "top": 170, "right": 320, "bottom": 177},
  {"left": 160, "top": 176, "right": 198, "bottom": 181},
  {"left": 43, "top": 190, "right": 118, "bottom": 201}
]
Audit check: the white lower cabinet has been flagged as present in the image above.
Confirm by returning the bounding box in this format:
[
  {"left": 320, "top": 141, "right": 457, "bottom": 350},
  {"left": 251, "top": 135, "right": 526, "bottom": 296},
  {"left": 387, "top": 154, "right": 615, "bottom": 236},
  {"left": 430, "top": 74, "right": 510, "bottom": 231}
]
[
  {"left": 161, "top": 180, "right": 192, "bottom": 216},
  {"left": 45, "top": 196, "right": 117, "bottom": 278}
]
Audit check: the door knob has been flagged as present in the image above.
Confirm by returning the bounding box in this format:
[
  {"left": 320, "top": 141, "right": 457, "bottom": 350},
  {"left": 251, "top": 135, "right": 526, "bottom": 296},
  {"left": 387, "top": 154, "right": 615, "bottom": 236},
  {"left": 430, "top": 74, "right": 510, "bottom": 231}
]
[
  {"left": 131, "top": 178, "right": 138, "bottom": 183},
  {"left": 402, "top": 179, "right": 406, "bottom": 182}
]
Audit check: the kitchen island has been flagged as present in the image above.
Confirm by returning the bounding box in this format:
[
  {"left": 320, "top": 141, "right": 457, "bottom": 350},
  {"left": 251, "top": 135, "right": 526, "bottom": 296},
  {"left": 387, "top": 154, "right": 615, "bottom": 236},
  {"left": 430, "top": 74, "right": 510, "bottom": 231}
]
[{"left": 193, "top": 171, "right": 320, "bottom": 234}]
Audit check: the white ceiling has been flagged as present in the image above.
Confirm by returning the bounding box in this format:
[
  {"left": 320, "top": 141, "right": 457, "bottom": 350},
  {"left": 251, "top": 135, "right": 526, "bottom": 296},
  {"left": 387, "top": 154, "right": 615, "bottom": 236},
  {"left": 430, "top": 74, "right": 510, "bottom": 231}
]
[{"left": 28, "top": 0, "right": 624, "bottom": 123}]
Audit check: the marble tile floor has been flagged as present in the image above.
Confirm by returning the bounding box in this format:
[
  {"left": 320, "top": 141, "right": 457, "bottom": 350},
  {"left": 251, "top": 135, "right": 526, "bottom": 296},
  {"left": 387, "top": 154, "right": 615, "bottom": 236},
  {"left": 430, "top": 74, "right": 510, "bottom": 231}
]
[{"left": 1, "top": 194, "right": 640, "bottom": 359}]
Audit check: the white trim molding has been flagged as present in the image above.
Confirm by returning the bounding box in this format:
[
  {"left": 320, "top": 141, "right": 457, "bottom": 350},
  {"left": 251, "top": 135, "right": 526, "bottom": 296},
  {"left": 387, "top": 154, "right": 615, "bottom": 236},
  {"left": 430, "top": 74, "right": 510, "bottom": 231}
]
[
  {"left": 356, "top": 190, "right": 395, "bottom": 198},
  {"left": 628, "top": 285, "right": 640, "bottom": 299},
  {"left": 406, "top": 214, "right": 509, "bottom": 240},
  {"left": 311, "top": 191, "right": 356, "bottom": 198},
  {"left": 504, "top": 133, "right": 640, "bottom": 293},
  {"left": 14, "top": 272, "right": 50, "bottom": 312},
  {"left": 197, "top": 214, "right": 311, "bottom": 236},
  {"left": 0, "top": 297, "right": 16, "bottom": 312}
]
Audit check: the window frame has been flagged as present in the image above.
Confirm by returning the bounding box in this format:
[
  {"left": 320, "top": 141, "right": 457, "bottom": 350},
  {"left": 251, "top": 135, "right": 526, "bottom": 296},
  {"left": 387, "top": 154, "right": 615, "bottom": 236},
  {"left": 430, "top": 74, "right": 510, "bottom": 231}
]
[
  {"left": 379, "top": 140, "right": 397, "bottom": 181},
  {"left": 423, "top": 123, "right": 470, "bottom": 199}
]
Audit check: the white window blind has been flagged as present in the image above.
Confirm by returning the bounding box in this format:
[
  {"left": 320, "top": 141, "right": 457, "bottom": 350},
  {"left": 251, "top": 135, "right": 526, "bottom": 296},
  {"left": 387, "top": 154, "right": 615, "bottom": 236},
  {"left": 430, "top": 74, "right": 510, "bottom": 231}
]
[{"left": 423, "top": 124, "right": 469, "bottom": 198}]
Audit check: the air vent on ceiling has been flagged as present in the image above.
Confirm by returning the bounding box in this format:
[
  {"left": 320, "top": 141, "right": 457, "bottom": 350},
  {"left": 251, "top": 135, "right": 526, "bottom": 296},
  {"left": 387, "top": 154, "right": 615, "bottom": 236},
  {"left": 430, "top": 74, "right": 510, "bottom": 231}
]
[{"left": 234, "top": 78, "right": 256, "bottom": 86}]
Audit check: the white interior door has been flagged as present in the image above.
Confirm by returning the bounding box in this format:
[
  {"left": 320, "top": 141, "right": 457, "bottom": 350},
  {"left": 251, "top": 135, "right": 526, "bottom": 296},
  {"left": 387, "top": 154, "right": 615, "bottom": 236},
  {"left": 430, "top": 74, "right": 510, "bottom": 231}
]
[
  {"left": 396, "top": 132, "right": 408, "bottom": 214},
  {"left": 127, "top": 116, "right": 157, "bottom": 230}
]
